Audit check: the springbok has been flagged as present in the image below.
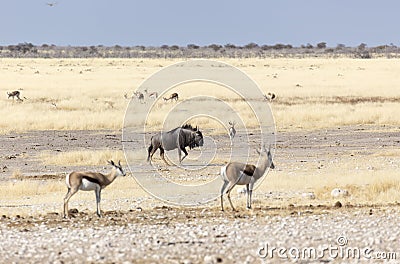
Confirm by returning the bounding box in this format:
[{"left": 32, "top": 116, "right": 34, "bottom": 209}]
[
  {"left": 7, "top": 91, "right": 22, "bottom": 101},
  {"left": 144, "top": 89, "right": 158, "bottom": 99},
  {"left": 220, "top": 145, "right": 275, "bottom": 211},
  {"left": 63, "top": 160, "right": 126, "bottom": 218},
  {"left": 163, "top": 92, "right": 179, "bottom": 102},
  {"left": 263, "top": 92, "right": 276, "bottom": 101},
  {"left": 228, "top": 121, "right": 236, "bottom": 144},
  {"left": 133, "top": 91, "right": 145, "bottom": 103}
]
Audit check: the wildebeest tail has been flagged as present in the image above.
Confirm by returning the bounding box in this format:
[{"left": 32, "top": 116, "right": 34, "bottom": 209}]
[{"left": 147, "top": 142, "right": 153, "bottom": 162}]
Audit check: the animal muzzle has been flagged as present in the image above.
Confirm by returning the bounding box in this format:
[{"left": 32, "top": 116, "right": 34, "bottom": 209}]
[
  {"left": 270, "top": 162, "right": 275, "bottom": 169},
  {"left": 198, "top": 139, "right": 204, "bottom": 146}
]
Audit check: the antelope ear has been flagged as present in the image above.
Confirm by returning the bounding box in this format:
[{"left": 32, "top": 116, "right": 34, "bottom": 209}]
[
  {"left": 118, "top": 160, "right": 121, "bottom": 167},
  {"left": 108, "top": 160, "right": 115, "bottom": 166}
]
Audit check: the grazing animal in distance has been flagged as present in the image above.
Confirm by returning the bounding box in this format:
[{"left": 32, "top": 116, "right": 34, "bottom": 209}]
[
  {"left": 163, "top": 92, "right": 179, "bottom": 102},
  {"left": 220, "top": 145, "right": 275, "bottom": 211},
  {"left": 263, "top": 92, "right": 276, "bottom": 101},
  {"left": 7, "top": 91, "right": 22, "bottom": 101},
  {"left": 331, "top": 188, "right": 349, "bottom": 198},
  {"left": 63, "top": 160, "right": 126, "bottom": 218},
  {"left": 228, "top": 121, "right": 236, "bottom": 144},
  {"left": 147, "top": 124, "right": 204, "bottom": 165},
  {"left": 133, "top": 91, "right": 145, "bottom": 103},
  {"left": 144, "top": 89, "right": 158, "bottom": 99}
]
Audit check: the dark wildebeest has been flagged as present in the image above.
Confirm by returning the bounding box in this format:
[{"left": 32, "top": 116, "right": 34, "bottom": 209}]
[
  {"left": 163, "top": 92, "right": 179, "bottom": 102},
  {"left": 147, "top": 124, "right": 204, "bottom": 165}
]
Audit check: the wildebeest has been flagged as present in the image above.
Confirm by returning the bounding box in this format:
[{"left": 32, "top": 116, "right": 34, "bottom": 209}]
[{"left": 147, "top": 124, "right": 204, "bottom": 165}]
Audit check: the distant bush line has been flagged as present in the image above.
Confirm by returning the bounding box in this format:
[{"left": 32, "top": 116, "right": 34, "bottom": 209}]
[{"left": 1, "top": 42, "right": 399, "bottom": 59}]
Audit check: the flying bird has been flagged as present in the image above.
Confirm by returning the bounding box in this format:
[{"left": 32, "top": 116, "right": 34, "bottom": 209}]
[{"left": 46, "top": 2, "right": 57, "bottom": 7}]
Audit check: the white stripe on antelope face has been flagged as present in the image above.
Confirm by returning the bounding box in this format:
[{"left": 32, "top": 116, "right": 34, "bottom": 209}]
[{"left": 79, "top": 179, "right": 99, "bottom": 191}]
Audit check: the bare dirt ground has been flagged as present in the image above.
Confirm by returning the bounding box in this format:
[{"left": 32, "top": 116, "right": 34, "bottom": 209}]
[
  {"left": 1, "top": 125, "right": 398, "bottom": 180},
  {"left": 1, "top": 125, "right": 399, "bottom": 263}
]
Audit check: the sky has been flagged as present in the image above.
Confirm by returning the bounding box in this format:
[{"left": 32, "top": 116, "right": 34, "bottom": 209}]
[{"left": 1, "top": 0, "right": 399, "bottom": 47}]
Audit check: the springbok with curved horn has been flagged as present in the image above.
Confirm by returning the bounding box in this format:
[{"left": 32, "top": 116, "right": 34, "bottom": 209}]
[
  {"left": 7, "top": 91, "right": 22, "bottom": 101},
  {"left": 133, "top": 91, "right": 145, "bottom": 103},
  {"left": 220, "top": 145, "right": 275, "bottom": 211},
  {"left": 63, "top": 160, "right": 126, "bottom": 218},
  {"left": 228, "top": 121, "right": 236, "bottom": 144}
]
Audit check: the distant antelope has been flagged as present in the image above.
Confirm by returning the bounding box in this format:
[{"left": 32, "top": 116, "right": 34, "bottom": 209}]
[
  {"left": 144, "top": 89, "right": 158, "bottom": 99},
  {"left": 228, "top": 121, "right": 236, "bottom": 145},
  {"left": 63, "top": 160, "right": 126, "bottom": 218},
  {"left": 133, "top": 91, "right": 145, "bottom": 103},
  {"left": 7, "top": 91, "right": 22, "bottom": 101},
  {"left": 220, "top": 145, "right": 275, "bottom": 211},
  {"left": 263, "top": 92, "right": 276, "bottom": 101},
  {"left": 163, "top": 92, "right": 179, "bottom": 102}
]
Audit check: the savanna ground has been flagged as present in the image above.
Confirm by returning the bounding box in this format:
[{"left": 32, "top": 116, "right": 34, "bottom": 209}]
[{"left": 0, "top": 58, "right": 400, "bottom": 263}]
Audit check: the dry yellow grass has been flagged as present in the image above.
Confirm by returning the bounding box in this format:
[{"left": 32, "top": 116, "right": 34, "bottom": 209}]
[
  {"left": 39, "top": 150, "right": 126, "bottom": 166},
  {"left": 256, "top": 153, "right": 400, "bottom": 207},
  {"left": 1, "top": 58, "right": 400, "bottom": 133},
  {"left": 0, "top": 177, "right": 145, "bottom": 216}
]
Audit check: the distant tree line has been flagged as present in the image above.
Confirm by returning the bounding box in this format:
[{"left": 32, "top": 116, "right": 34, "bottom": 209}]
[{"left": 0, "top": 42, "right": 399, "bottom": 59}]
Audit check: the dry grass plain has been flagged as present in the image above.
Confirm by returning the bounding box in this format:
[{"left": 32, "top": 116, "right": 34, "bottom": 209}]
[
  {"left": 0, "top": 58, "right": 399, "bottom": 207},
  {"left": 0, "top": 58, "right": 400, "bottom": 211},
  {"left": 1, "top": 58, "right": 400, "bottom": 263}
]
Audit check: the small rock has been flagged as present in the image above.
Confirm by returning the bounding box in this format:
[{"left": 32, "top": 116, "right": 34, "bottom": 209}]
[
  {"left": 237, "top": 187, "right": 247, "bottom": 195},
  {"left": 204, "top": 255, "right": 222, "bottom": 264},
  {"left": 334, "top": 201, "right": 342, "bottom": 208}
]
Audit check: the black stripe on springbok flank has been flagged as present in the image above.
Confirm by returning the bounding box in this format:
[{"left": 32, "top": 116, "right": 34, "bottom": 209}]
[
  {"left": 82, "top": 176, "right": 101, "bottom": 185},
  {"left": 243, "top": 164, "right": 256, "bottom": 176}
]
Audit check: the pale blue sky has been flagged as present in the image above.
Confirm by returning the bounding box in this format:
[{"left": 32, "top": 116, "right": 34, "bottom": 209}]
[{"left": 1, "top": 0, "right": 399, "bottom": 47}]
